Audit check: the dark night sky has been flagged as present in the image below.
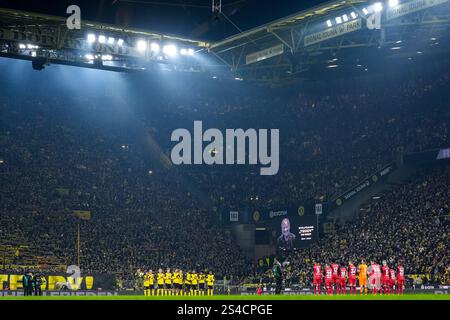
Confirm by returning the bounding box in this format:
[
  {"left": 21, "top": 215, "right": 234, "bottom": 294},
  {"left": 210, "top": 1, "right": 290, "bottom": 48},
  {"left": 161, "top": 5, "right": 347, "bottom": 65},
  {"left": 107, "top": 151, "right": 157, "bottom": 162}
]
[{"left": 0, "top": 0, "right": 328, "bottom": 40}]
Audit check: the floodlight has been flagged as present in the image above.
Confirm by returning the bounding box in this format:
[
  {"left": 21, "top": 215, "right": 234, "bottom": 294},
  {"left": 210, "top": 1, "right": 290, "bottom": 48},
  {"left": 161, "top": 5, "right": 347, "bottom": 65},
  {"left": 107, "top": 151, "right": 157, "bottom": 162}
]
[
  {"left": 342, "top": 14, "right": 349, "bottom": 22},
  {"left": 187, "top": 48, "right": 194, "bottom": 56},
  {"left": 108, "top": 37, "right": 115, "bottom": 44},
  {"left": 335, "top": 16, "right": 342, "bottom": 24},
  {"left": 87, "top": 34, "right": 96, "bottom": 43},
  {"left": 98, "top": 35, "right": 106, "bottom": 44},
  {"left": 117, "top": 39, "right": 124, "bottom": 46},
  {"left": 373, "top": 2, "right": 383, "bottom": 12},
  {"left": 350, "top": 12, "right": 357, "bottom": 19},
  {"left": 137, "top": 40, "right": 147, "bottom": 52},
  {"left": 163, "top": 44, "right": 177, "bottom": 57},
  {"left": 389, "top": 0, "right": 399, "bottom": 7},
  {"left": 180, "top": 48, "right": 188, "bottom": 55},
  {"left": 326, "top": 20, "right": 332, "bottom": 27},
  {"left": 150, "top": 42, "right": 160, "bottom": 53}
]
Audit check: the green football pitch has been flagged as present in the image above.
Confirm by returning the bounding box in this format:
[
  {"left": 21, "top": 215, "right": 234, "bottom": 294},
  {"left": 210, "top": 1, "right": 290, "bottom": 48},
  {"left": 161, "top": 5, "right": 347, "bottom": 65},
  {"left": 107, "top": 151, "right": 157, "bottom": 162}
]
[{"left": 1, "top": 294, "right": 449, "bottom": 300}]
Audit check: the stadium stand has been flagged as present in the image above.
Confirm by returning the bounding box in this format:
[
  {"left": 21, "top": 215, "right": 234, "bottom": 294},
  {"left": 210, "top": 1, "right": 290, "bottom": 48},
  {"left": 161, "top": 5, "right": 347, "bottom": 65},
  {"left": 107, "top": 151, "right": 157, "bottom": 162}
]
[{"left": 0, "top": 58, "right": 449, "bottom": 288}]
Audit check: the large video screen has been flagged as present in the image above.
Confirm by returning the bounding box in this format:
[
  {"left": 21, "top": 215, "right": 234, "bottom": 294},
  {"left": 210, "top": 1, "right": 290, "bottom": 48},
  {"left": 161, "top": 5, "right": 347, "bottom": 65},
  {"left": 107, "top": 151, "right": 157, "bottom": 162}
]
[{"left": 274, "top": 215, "right": 317, "bottom": 254}]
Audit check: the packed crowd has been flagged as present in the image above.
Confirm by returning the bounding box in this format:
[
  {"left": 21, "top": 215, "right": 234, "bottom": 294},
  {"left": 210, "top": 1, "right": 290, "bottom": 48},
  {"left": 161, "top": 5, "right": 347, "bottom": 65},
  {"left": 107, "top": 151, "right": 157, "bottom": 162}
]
[
  {"left": 250, "top": 166, "right": 450, "bottom": 287},
  {"left": 0, "top": 93, "right": 253, "bottom": 279}
]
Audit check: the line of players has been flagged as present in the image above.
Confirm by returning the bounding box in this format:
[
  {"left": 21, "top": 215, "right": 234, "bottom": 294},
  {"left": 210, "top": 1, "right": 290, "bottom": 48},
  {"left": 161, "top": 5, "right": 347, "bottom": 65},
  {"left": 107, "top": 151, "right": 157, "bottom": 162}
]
[
  {"left": 143, "top": 268, "right": 215, "bottom": 296},
  {"left": 313, "top": 259, "right": 405, "bottom": 295}
]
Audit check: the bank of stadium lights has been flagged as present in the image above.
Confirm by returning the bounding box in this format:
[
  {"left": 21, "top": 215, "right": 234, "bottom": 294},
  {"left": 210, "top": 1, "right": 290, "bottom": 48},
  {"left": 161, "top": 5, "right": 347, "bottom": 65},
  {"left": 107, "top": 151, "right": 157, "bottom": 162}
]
[
  {"left": 327, "top": 11, "right": 358, "bottom": 27},
  {"left": 180, "top": 48, "right": 195, "bottom": 56},
  {"left": 362, "top": 7, "right": 369, "bottom": 15},
  {"left": 18, "top": 44, "right": 39, "bottom": 49},
  {"left": 87, "top": 33, "right": 124, "bottom": 47}
]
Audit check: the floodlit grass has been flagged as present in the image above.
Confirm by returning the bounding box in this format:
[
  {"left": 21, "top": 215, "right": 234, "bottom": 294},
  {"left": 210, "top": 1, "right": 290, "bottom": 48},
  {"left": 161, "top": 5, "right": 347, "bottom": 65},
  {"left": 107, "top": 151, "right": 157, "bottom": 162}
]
[{"left": 0, "top": 294, "right": 449, "bottom": 300}]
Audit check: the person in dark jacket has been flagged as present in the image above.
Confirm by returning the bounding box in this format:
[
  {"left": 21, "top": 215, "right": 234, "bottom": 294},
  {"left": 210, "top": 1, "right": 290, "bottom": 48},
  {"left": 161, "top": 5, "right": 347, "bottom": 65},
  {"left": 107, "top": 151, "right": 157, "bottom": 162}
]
[
  {"left": 22, "top": 272, "right": 33, "bottom": 296},
  {"left": 273, "top": 258, "right": 283, "bottom": 295},
  {"left": 32, "top": 273, "right": 45, "bottom": 296}
]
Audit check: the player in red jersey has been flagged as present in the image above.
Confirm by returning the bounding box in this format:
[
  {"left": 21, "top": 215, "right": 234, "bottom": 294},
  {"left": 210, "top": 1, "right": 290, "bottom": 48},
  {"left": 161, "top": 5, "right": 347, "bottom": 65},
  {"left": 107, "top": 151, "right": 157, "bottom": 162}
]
[
  {"left": 369, "top": 260, "right": 381, "bottom": 294},
  {"left": 381, "top": 260, "right": 390, "bottom": 294},
  {"left": 324, "top": 263, "right": 334, "bottom": 295},
  {"left": 389, "top": 267, "right": 396, "bottom": 294},
  {"left": 348, "top": 260, "right": 357, "bottom": 295},
  {"left": 338, "top": 265, "right": 347, "bottom": 295},
  {"left": 330, "top": 262, "right": 339, "bottom": 291},
  {"left": 397, "top": 261, "right": 405, "bottom": 295},
  {"left": 313, "top": 262, "right": 323, "bottom": 295}
]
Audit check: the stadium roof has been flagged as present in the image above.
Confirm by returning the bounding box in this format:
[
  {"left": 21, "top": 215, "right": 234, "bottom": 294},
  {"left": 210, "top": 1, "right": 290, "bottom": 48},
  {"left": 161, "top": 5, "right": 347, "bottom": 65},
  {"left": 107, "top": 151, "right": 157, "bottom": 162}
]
[
  {"left": 0, "top": 6, "right": 209, "bottom": 47},
  {"left": 209, "top": 0, "right": 366, "bottom": 50},
  {"left": 1, "top": 0, "right": 450, "bottom": 82}
]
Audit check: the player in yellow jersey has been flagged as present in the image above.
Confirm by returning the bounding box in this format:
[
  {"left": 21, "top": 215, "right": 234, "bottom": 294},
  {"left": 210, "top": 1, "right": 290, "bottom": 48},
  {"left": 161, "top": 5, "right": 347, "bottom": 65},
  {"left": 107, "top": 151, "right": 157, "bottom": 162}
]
[
  {"left": 358, "top": 259, "right": 368, "bottom": 294},
  {"left": 191, "top": 270, "right": 198, "bottom": 296},
  {"left": 198, "top": 271, "right": 206, "bottom": 296},
  {"left": 148, "top": 270, "right": 155, "bottom": 296},
  {"left": 156, "top": 268, "right": 165, "bottom": 296},
  {"left": 143, "top": 271, "right": 150, "bottom": 296},
  {"left": 178, "top": 269, "right": 184, "bottom": 295},
  {"left": 165, "top": 268, "right": 173, "bottom": 296},
  {"left": 185, "top": 270, "right": 192, "bottom": 296},
  {"left": 206, "top": 271, "right": 215, "bottom": 296},
  {"left": 172, "top": 269, "right": 178, "bottom": 296}
]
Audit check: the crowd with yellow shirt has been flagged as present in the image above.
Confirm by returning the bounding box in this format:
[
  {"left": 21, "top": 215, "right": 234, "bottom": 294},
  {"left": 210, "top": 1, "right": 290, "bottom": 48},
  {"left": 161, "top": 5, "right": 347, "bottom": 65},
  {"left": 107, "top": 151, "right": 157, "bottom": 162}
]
[{"left": 142, "top": 268, "right": 215, "bottom": 296}]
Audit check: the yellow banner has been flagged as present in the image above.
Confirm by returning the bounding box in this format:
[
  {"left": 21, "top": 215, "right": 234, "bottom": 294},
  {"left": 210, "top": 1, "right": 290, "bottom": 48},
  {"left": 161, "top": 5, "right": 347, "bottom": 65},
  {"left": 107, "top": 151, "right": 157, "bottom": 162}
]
[{"left": 72, "top": 210, "right": 91, "bottom": 220}]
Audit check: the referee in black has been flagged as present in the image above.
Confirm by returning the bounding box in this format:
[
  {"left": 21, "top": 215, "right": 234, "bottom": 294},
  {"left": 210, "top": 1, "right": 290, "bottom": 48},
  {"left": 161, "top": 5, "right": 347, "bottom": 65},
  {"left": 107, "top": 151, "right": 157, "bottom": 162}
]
[{"left": 273, "top": 258, "right": 283, "bottom": 295}]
